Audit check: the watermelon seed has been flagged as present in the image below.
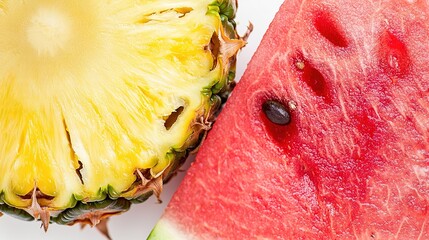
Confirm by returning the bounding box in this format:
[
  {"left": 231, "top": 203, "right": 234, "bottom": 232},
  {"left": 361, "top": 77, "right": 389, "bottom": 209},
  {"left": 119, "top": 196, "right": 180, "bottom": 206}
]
[
  {"left": 262, "top": 100, "right": 291, "bottom": 125},
  {"left": 295, "top": 61, "right": 305, "bottom": 70},
  {"left": 288, "top": 100, "right": 297, "bottom": 111},
  {"left": 388, "top": 55, "right": 399, "bottom": 69}
]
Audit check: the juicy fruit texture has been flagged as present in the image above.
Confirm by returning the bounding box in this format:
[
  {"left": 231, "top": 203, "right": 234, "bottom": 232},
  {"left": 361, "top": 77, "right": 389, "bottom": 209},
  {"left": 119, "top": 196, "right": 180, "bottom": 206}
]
[
  {"left": 151, "top": 0, "right": 429, "bottom": 239},
  {"left": 0, "top": 0, "right": 244, "bottom": 229}
]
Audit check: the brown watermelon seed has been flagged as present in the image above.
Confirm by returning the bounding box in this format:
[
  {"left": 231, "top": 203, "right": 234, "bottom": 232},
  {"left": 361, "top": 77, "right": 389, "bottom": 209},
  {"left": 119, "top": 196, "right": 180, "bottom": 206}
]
[
  {"left": 262, "top": 100, "right": 291, "bottom": 125},
  {"left": 313, "top": 11, "right": 348, "bottom": 48}
]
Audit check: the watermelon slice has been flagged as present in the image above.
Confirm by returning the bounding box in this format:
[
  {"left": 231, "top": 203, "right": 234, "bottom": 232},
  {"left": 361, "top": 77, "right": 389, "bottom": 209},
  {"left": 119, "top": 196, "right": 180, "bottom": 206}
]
[{"left": 149, "top": 0, "right": 429, "bottom": 238}]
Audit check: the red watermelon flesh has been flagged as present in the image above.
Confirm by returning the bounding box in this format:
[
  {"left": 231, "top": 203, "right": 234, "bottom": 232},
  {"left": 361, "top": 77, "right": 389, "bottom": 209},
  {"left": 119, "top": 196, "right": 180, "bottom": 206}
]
[{"left": 149, "top": 0, "right": 429, "bottom": 239}]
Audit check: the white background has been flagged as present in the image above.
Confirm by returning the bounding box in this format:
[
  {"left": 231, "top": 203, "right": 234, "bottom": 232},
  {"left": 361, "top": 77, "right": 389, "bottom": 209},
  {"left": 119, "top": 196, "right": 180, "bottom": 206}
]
[{"left": 0, "top": 1, "right": 284, "bottom": 239}]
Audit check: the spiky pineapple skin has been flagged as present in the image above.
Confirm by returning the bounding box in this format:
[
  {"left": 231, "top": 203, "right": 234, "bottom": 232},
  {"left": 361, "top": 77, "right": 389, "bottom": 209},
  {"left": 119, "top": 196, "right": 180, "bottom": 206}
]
[{"left": 0, "top": 0, "right": 244, "bottom": 228}]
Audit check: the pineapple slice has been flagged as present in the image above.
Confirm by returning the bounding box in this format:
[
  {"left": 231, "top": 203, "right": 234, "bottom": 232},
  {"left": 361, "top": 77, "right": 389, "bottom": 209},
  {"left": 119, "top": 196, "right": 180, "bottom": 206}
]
[{"left": 0, "top": 0, "right": 244, "bottom": 229}]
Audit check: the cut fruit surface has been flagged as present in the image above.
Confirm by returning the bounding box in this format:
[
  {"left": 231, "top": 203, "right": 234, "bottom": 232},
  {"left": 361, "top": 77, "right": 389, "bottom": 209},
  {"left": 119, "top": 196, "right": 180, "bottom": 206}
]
[
  {"left": 0, "top": 0, "right": 244, "bottom": 228},
  {"left": 150, "top": 0, "right": 429, "bottom": 239}
]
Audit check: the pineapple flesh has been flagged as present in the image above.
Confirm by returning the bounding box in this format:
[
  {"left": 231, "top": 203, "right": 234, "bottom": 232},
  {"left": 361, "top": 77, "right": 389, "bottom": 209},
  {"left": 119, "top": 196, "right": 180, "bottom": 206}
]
[{"left": 0, "top": 0, "right": 244, "bottom": 229}]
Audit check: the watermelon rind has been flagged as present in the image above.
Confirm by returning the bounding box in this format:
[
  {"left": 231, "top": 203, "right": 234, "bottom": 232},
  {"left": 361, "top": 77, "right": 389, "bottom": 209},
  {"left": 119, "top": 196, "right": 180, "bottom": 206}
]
[{"left": 148, "top": 219, "right": 194, "bottom": 240}]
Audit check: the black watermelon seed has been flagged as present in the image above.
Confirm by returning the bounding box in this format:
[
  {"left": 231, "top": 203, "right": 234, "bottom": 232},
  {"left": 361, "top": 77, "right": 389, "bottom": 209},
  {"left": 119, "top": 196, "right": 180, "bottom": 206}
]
[{"left": 262, "top": 100, "right": 291, "bottom": 125}]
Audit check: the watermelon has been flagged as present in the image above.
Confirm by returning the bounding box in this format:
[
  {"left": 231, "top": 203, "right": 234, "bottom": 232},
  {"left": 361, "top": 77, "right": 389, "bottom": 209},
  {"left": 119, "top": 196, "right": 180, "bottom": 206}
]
[{"left": 149, "top": 0, "right": 429, "bottom": 239}]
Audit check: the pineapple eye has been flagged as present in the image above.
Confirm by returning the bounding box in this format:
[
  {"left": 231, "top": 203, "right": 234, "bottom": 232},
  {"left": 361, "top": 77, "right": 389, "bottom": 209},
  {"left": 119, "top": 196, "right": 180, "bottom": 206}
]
[
  {"left": 206, "top": 32, "right": 220, "bottom": 70},
  {"left": 262, "top": 100, "right": 291, "bottom": 125}
]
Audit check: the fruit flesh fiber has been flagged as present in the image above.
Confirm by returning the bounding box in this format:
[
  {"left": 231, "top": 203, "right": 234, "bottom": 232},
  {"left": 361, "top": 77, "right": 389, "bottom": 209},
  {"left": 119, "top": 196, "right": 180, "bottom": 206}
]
[
  {"left": 0, "top": 0, "right": 243, "bottom": 225},
  {"left": 151, "top": 0, "right": 429, "bottom": 239}
]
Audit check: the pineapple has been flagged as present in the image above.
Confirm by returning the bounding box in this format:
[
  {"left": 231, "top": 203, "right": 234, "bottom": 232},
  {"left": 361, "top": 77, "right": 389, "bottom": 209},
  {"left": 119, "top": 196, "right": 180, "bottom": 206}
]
[{"left": 0, "top": 0, "right": 245, "bottom": 233}]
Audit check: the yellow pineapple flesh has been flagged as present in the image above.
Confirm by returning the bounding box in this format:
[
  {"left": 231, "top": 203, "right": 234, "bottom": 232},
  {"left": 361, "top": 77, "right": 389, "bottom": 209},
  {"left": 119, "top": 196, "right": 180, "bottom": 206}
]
[{"left": 0, "top": 0, "right": 244, "bottom": 229}]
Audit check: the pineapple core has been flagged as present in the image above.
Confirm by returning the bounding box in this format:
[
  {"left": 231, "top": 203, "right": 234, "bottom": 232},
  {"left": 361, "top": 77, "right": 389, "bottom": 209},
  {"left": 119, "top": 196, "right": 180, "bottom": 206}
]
[
  {"left": 0, "top": 0, "right": 243, "bottom": 217},
  {"left": 27, "top": 7, "right": 71, "bottom": 56}
]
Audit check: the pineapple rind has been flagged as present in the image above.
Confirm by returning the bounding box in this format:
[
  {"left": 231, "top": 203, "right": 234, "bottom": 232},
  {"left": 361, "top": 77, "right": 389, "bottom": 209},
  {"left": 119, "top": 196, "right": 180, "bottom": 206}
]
[
  {"left": 0, "top": 203, "right": 34, "bottom": 221},
  {"left": 53, "top": 198, "right": 131, "bottom": 225}
]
